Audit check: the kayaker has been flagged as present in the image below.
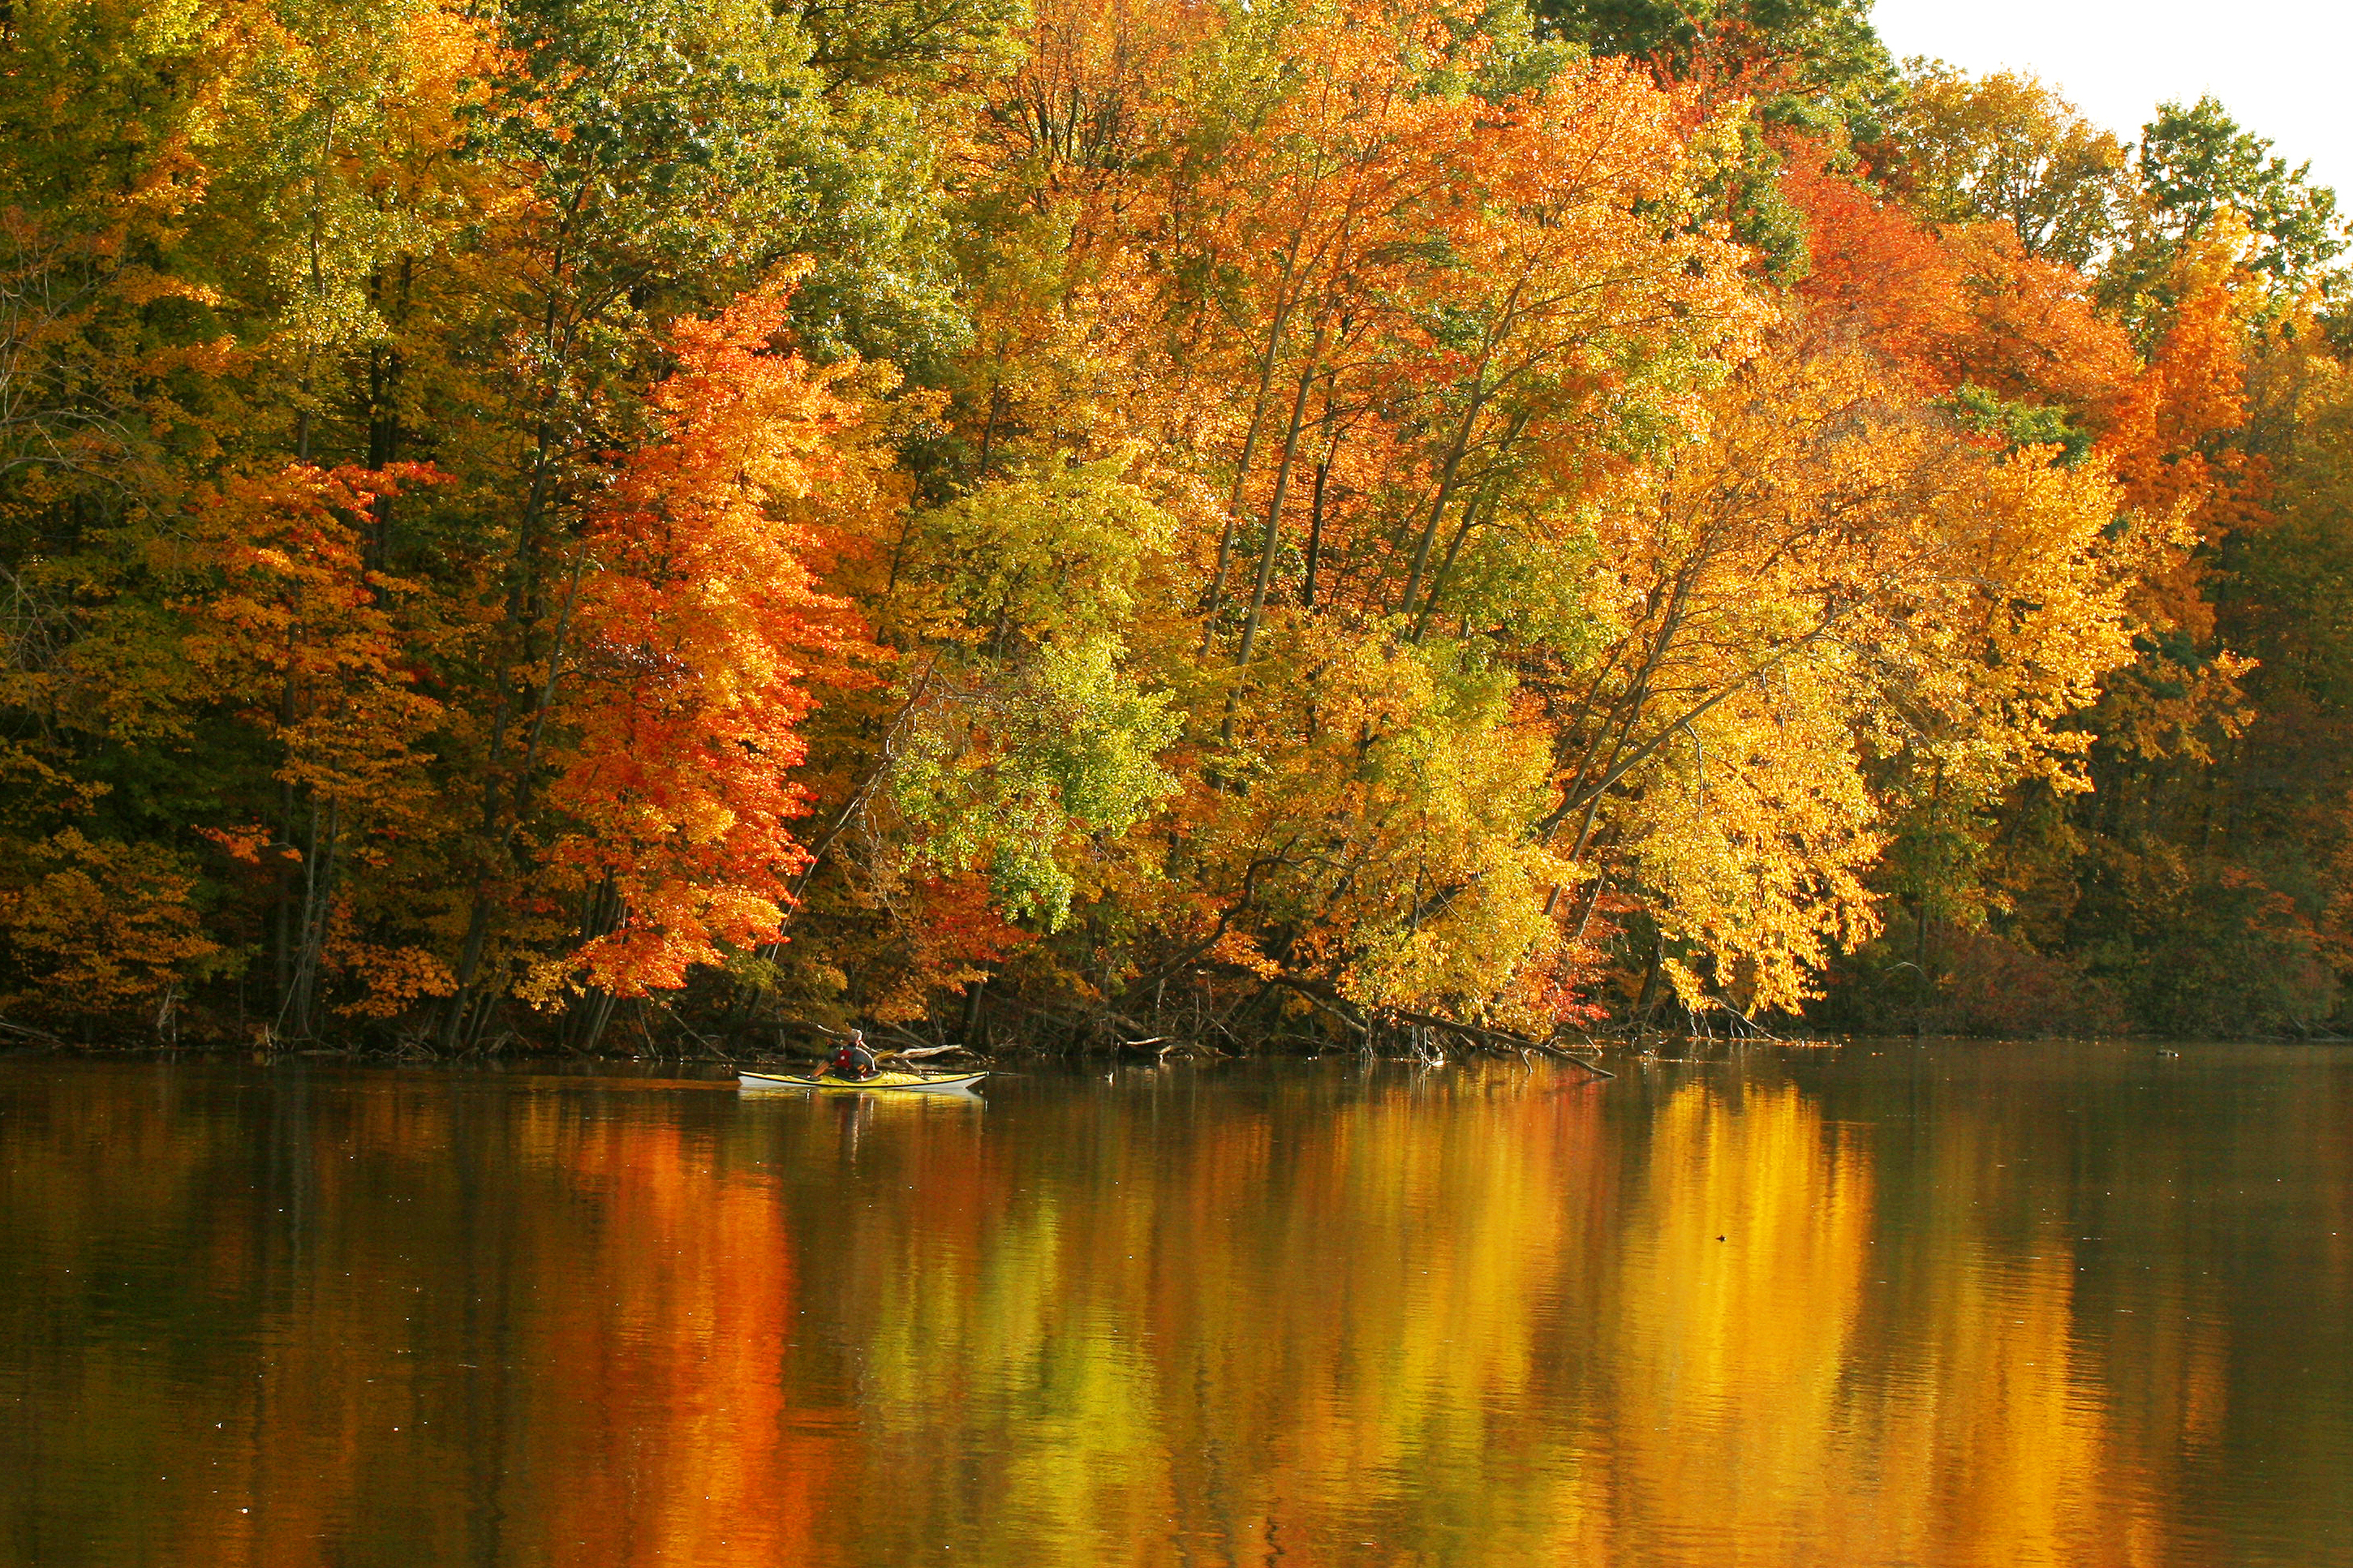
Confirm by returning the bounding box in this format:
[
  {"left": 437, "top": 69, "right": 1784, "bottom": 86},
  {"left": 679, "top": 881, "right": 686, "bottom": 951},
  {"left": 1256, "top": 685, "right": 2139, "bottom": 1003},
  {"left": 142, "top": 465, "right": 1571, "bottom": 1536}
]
[{"left": 824, "top": 1029, "right": 880, "bottom": 1082}]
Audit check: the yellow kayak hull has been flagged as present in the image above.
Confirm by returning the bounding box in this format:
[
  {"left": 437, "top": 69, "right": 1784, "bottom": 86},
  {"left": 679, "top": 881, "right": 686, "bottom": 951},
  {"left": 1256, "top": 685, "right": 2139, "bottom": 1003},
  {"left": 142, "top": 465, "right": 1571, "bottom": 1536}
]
[{"left": 738, "top": 1068, "right": 987, "bottom": 1093}]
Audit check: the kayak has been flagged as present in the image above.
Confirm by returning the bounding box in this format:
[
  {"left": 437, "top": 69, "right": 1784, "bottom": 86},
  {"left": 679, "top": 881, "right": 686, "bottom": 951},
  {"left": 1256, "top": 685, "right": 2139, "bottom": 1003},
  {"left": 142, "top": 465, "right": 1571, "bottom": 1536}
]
[{"left": 737, "top": 1068, "right": 988, "bottom": 1093}]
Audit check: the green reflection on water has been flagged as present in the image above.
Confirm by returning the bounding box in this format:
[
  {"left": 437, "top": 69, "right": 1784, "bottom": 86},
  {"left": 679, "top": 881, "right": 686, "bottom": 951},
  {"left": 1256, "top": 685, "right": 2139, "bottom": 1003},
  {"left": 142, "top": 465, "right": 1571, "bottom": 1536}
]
[{"left": 2, "top": 1043, "right": 2349, "bottom": 1566}]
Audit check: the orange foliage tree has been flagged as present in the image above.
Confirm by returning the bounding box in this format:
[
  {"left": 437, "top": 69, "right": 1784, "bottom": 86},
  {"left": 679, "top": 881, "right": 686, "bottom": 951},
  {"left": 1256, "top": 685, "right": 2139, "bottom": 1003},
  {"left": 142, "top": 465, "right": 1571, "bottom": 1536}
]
[{"left": 534, "top": 281, "right": 888, "bottom": 1039}]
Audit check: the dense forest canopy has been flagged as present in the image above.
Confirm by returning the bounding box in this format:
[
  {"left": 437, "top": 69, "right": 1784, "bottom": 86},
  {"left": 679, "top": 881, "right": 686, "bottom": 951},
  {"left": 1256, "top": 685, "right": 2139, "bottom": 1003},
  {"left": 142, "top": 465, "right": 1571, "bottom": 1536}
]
[{"left": 4, "top": 0, "right": 2350, "bottom": 1049}]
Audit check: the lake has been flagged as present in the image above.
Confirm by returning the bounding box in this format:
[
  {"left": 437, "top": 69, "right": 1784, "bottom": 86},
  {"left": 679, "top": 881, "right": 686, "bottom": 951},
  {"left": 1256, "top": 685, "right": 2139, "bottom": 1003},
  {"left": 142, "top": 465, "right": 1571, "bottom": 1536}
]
[{"left": 2, "top": 1042, "right": 2349, "bottom": 1566}]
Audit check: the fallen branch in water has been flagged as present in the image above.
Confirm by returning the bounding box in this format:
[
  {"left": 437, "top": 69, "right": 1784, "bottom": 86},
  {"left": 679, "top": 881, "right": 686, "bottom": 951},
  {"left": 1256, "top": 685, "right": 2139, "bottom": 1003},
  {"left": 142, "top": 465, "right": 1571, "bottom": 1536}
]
[
  {"left": 1383, "top": 1008, "right": 1615, "bottom": 1077},
  {"left": 888, "top": 1042, "right": 980, "bottom": 1062},
  {"left": 1264, "top": 974, "right": 1372, "bottom": 1040}
]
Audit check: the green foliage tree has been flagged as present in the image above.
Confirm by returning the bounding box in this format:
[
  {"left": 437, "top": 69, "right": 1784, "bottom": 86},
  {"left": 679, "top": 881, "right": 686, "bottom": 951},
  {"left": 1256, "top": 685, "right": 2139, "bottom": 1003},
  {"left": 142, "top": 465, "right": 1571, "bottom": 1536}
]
[
  {"left": 2101, "top": 97, "right": 2348, "bottom": 340},
  {"left": 1534, "top": 0, "right": 1894, "bottom": 132}
]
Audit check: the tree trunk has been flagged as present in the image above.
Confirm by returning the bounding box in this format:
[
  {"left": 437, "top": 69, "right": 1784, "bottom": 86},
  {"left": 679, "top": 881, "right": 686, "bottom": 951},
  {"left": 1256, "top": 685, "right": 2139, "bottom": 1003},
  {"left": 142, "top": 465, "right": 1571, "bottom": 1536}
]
[{"left": 1223, "top": 329, "right": 1327, "bottom": 744}]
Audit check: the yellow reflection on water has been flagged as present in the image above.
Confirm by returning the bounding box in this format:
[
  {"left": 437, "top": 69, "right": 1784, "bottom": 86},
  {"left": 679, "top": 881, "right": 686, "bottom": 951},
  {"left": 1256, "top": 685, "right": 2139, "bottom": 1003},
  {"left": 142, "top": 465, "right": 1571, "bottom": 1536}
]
[{"left": 1598, "top": 1083, "right": 1882, "bottom": 1562}]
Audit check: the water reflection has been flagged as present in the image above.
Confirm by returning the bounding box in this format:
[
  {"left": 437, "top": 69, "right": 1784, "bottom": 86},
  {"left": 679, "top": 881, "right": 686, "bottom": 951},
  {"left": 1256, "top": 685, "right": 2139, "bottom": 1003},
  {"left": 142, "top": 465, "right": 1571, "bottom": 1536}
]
[{"left": 2, "top": 1046, "right": 2349, "bottom": 1566}]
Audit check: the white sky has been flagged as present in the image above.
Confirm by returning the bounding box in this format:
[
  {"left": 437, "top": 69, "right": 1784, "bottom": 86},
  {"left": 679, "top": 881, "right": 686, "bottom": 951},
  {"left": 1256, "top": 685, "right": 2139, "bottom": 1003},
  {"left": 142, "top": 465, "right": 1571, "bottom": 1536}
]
[{"left": 1870, "top": 0, "right": 2353, "bottom": 201}]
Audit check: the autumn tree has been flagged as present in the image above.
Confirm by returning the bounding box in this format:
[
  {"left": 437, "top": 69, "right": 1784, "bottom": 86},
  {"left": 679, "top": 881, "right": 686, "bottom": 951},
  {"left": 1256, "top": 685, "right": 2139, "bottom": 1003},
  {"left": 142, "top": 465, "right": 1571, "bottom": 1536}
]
[
  {"left": 525, "top": 281, "right": 888, "bottom": 1046},
  {"left": 1889, "top": 67, "right": 2131, "bottom": 273}
]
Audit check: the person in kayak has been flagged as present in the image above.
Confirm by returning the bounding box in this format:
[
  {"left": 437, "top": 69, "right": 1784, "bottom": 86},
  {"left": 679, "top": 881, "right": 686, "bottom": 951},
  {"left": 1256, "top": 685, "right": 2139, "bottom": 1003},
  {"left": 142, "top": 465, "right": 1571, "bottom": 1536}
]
[{"left": 824, "top": 1029, "right": 880, "bottom": 1081}]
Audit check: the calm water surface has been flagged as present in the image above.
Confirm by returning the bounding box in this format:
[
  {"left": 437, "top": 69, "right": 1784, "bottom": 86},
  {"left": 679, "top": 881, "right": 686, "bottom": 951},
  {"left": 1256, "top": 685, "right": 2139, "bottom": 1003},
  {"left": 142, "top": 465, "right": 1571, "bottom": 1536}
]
[{"left": 2, "top": 1042, "right": 2350, "bottom": 1566}]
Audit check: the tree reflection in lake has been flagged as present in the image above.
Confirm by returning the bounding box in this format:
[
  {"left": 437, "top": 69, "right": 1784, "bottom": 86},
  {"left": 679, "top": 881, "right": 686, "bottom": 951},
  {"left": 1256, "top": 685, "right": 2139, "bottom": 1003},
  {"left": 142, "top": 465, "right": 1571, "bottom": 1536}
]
[{"left": 1, "top": 1045, "right": 2348, "bottom": 1566}]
